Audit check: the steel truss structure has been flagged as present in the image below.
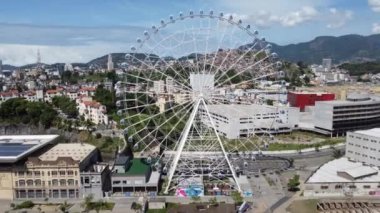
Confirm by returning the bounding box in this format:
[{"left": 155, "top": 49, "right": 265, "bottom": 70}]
[{"left": 115, "top": 10, "right": 283, "bottom": 195}]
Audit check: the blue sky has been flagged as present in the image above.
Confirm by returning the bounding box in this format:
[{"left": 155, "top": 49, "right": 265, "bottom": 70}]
[{"left": 0, "top": 0, "right": 379, "bottom": 65}]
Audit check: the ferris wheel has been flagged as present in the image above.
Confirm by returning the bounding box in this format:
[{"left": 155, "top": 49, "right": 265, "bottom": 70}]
[{"left": 115, "top": 10, "right": 284, "bottom": 195}]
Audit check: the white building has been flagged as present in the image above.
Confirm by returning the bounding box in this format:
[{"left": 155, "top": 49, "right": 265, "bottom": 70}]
[
  {"left": 322, "top": 58, "right": 332, "bottom": 72},
  {"left": 153, "top": 80, "right": 165, "bottom": 94},
  {"left": 107, "top": 54, "right": 114, "bottom": 71},
  {"left": 200, "top": 104, "right": 299, "bottom": 139},
  {"left": 190, "top": 73, "right": 214, "bottom": 99},
  {"left": 166, "top": 77, "right": 175, "bottom": 94},
  {"left": 64, "top": 63, "right": 74, "bottom": 71},
  {"left": 346, "top": 128, "right": 380, "bottom": 167},
  {"left": 44, "top": 89, "right": 63, "bottom": 103},
  {"left": 304, "top": 157, "right": 380, "bottom": 197},
  {"left": 77, "top": 97, "right": 109, "bottom": 125},
  {"left": 313, "top": 94, "right": 380, "bottom": 136}
]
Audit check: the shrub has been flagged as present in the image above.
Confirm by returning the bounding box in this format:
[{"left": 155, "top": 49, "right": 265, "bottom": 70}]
[{"left": 14, "top": 201, "right": 35, "bottom": 209}]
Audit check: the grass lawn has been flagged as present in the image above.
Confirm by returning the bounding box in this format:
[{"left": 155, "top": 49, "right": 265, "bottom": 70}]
[
  {"left": 268, "top": 137, "right": 344, "bottom": 151},
  {"left": 286, "top": 199, "right": 318, "bottom": 213}
]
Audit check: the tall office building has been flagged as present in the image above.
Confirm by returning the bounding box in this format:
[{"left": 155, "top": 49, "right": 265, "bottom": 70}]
[
  {"left": 0, "top": 59, "right": 2, "bottom": 74},
  {"left": 107, "top": 54, "right": 114, "bottom": 71}
]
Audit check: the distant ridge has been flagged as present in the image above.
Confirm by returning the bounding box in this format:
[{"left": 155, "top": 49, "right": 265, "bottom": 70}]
[{"left": 3, "top": 34, "right": 380, "bottom": 68}]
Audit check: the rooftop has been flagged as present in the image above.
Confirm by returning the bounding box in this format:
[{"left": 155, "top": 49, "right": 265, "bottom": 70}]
[
  {"left": 125, "top": 158, "right": 150, "bottom": 175},
  {"left": 315, "top": 98, "right": 380, "bottom": 106},
  {"left": 205, "top": 104, "right": 293, "bottom": 119},
  {"left": 306, "top": 157, "right": 380, "bottom": 183},
  {"left": 0, "top": 135, "right": 59, "bottom": 163},
  {"left": 353, "top": 128, "right": 380, "bottom": 138},
  {"left": 38, "top": 143, "right": 96, "bottom": 162}
]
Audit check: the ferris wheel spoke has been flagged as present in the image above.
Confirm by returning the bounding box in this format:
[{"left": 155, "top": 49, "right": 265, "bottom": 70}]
[
  {"left": 129, "top": 53, "right": 193, "bottom": 91},
  {"left": 215, "top": 53, "right": 273, "bottom": 88},
  {"left": 130, "top": 100, "right": 194, "bottom": 147},
  {"left": 125, "top": 99, "right": 194, "bottom": 131},
  {"left": 139, "top": 103, "right": 195, "bottom": 156}
]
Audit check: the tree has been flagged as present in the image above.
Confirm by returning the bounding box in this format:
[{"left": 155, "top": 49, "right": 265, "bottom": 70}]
[
  {"left": 81, "top": 194, "right": 94, "bottom": 212},
  {"left": 59, "top": 201, "right": 70, "bottom": 213},
  {"left": 288, "top": 158, "right": 294, "bottom": 168},
  {"left": 231, "top": 191, "right": 243, "bottom": 204},
  {"left": 287, "top": 174, "right": 300, "bottom": 191},
  {"left": 93, "top": 200, "right": 103, "bottom": 213},
  {"left": 93, "top": 84, "right": 116, "bottom": 114},
  {"left": 332, "top": 149, "right": 343, "bottom": 159}
]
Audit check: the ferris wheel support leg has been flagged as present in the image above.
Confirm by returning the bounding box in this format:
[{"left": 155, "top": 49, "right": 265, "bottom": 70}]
[
  {"left": 164, "top": 98, "right": 202, "bottom": 194},
  {"left": 200, "top": 98, "right": 242, "bottom": 193}
]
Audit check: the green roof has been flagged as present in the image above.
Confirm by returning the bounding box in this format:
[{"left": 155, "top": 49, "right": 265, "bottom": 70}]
[{"left": 125, "top": 158, "right": 150, "bottom": 175}]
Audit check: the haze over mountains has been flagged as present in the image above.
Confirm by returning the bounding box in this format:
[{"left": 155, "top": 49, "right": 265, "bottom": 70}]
[{"left": 3, "top": 34, "right": 380, "bottom": 69}]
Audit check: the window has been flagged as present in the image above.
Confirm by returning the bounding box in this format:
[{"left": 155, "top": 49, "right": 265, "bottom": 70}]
[
  {"left": 363, "top": 185, "right": 371, "bottom": 189},
  {"left": 349, "top": 185, "right": 356, "bottom": 189},
  {"left": 26, "top": 179, "right": 34, "bottom": 186},
  {"left": 52, "top": 171, "right": 57, "bottom": 176},
  {"left": 68, "top": 179, "right": 74, "bottom": 186},
  {"left": 67, "top": 170, "right": 74, "bottom": 176},
  {"left": 60, "top": 179, "right": 66, "bottom": 186},
  {"left": 52, "top": 179, "right": 58, "bottom": 186},
  {"left": 35, "top": 179, "right": 42, "bottom": 186},
  {"left": 335, "top": 185, "right": 342, "bottom": 189},
  {"left": 320, "top": 186, "right": 329, "bottom": 189},
  {"left": 59, "top": 171, "right": 65, "bottom": 176},
  {"left": 34, "top": 171, "right": 41, "bottom": 176}
]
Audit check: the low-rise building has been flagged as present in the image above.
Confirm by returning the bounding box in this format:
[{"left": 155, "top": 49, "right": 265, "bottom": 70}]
[
  {"left": 200, "top": 104, "right": 299, "bottom": 139},
  {"left": 13, "top": 143, "right": 101, "bottom": 199},
  {"left": 45, "top": 89, "right": 63, "bottom": 102},
  {"left": 111, "top": 156, "right": 160, "bottom": 197},
  {"left": 0, "top": 135, "right": 60, "bottom": 200},
  {"left": 304, "top": 157, "right": 380, "bottom": 197},
  {"left": 346, "top": 128, "right": 380, "bottom": 167}
]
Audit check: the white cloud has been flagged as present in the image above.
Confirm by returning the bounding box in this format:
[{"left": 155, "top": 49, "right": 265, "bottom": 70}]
[
  {"left": 280, "top": 6, "right": 318, "bottom": 27},
  {"left": 326, "top": 8, "right": 353, "bottom": 29},
  {"left": 369, "top": 0, "right": 380, "bottom": 12},
  {"left": 227, "top": 7, "right": 318, "bottom": 28},
  {"left": 0, "top": 23, "right": 147, "bottom": 65},
  {"left": 373, "top": 23, "right": 380, "bottom": 33}
]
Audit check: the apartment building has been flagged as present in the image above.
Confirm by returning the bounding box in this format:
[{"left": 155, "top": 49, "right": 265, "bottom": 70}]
[{"left": 77, "top": 96, "right": 109, "bottom": 125}]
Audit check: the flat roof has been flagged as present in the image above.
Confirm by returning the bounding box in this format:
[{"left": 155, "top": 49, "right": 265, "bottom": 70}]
[
  {"left": 315, "top": 99, "right": 380, "bottom": 106},
  {"left": 0, "top": 135, "right": 59, "bottom": 163},
  {"left": 124, "top": 158, "right": 150, "bottom": 175},
  {"left": 39, "top": 143, "right": 96, "bottom": 162},
  {"left": 352, "top": 128, "right": 380, "bottom": 138},
  {"left": 307, "top": 158, "right": 380, "bottom": 183},
  {"left": 205, "top": 104, "right": 293, "bottom": 119},
  {"left": 340, "top": 167, "right": 378, "bottom": 179}
]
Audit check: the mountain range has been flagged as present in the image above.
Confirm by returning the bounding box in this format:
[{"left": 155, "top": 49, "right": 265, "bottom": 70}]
[{"left": 2, "top": 34, "right": 380, "bottom": 69}]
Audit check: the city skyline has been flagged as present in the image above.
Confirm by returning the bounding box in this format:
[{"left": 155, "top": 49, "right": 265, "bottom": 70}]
[{"left": 0, "top": 0, "right": 379, "bottom": 65}]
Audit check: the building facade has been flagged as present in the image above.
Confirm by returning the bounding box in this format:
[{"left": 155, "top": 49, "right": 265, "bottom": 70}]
[
  {"left": 313, "top": 95, "right": 380, "bottom": 136},
  {"left": 346, "top": 128, "right": 380, "bottom": 167},
  {"left": 12, "top": 143, "right": 101, "bottom": 200},
  {"left": 288, "top": 91, "right": 335, "bottom": 111},
  {"left": 77, "top": 96, "right": 109, "bottom": 125},
  {"left": 201, "top": 104, "right": 300, "bottom": 139}
]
